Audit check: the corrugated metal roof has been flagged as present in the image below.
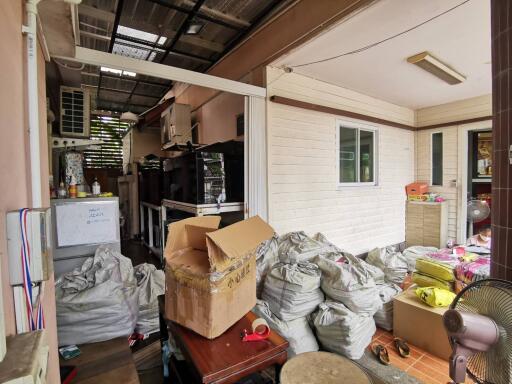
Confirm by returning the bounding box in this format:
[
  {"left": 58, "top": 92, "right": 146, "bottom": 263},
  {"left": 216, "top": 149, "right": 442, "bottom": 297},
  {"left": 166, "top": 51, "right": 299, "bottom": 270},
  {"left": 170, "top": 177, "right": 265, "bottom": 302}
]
[{"left": 75, "top": 0, "right": 289, "bottom": 115}]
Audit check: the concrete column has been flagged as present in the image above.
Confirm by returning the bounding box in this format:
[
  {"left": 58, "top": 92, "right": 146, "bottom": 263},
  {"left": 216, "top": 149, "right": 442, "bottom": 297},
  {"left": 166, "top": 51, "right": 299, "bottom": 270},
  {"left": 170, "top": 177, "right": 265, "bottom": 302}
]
[{"left": 490, "top": 0, "right": 512, "bottom": 279}]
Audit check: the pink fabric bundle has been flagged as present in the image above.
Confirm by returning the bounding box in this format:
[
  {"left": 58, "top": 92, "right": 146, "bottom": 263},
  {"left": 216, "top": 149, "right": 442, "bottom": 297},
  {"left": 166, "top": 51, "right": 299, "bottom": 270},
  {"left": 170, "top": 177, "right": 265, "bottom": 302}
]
[{"left": 454, "top": 257, "right": 491, "bottom": 284}]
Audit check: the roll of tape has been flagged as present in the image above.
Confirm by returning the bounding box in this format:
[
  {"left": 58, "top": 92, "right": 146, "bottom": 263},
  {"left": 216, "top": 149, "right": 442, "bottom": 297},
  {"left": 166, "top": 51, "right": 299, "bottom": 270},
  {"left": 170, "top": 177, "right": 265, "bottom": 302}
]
[
  {"left": 252, "top": 318, "right": 270, "bottom": 337},
  {"left": 242, "top": 318, "right": 271, "bottom": 342}
]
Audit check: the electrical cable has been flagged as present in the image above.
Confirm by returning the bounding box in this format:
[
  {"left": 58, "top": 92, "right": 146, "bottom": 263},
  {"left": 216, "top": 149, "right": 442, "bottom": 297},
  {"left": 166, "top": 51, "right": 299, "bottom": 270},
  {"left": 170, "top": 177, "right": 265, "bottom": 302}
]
[{"left": 290, "top": 0, "right": 471, "bottom": 69}]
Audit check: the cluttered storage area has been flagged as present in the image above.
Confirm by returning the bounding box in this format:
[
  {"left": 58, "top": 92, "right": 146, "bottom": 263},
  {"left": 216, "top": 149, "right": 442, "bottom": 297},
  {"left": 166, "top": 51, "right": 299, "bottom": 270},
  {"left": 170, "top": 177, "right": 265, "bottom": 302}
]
[{"left": 1, "top": 1, "right": 508, "bottom": 384}]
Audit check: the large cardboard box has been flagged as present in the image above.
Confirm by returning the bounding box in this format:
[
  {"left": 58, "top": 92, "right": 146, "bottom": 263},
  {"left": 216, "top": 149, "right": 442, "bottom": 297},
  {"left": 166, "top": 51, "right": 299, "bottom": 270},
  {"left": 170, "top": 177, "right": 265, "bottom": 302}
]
[
  {"left": 164, "top": 215, "right": 274, "bottom": 339},
  {"left": 393, "top": 288, "right": 451, "bottom": 360}
]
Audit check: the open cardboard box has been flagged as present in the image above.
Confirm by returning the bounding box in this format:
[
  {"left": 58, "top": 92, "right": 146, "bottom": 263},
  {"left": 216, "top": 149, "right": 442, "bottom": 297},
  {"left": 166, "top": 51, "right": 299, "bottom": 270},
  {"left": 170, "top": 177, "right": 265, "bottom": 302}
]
[{"left": 164, "top": 215, "right": 274, "bottom": 339}]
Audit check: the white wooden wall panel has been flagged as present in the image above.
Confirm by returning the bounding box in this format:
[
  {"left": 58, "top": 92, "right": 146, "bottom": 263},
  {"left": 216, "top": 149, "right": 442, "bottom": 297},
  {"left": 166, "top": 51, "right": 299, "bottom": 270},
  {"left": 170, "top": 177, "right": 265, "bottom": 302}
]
[
  {"left": 416, "top": 95, "right": 492, "bottom": 127},
  {"left": 267, "top": 68, "right": 415, "bottom": 255},
  {"left": 246, "top": 96, "right": 268, "bottom": 221},
  {"left": 416, "top": 126, "right": 459, "bottom": 241},
  {"left": 266, "top": 67, "right": 492, "bottom": 251}
]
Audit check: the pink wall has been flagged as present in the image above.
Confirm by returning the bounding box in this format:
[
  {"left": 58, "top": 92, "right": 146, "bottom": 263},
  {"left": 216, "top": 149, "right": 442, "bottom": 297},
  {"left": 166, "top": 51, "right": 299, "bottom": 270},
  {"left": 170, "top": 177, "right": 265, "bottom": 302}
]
[
  {"left": 0, "top": 1, "right": 59, "bottom": 382},
  {"left": 196, "top": 92, "right": 244, "bottom": 145}
]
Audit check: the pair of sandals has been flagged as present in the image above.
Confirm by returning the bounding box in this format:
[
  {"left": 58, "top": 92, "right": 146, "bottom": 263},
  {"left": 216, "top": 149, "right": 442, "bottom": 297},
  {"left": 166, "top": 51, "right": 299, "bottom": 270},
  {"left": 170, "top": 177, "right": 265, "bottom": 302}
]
[{"left": 371, "top": 338, "right": 410, "bottom": 365}]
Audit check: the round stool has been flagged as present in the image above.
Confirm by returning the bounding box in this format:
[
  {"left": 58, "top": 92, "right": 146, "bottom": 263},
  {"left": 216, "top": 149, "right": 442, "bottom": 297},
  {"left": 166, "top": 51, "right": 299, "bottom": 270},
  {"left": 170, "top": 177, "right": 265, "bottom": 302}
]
[{"left": 280, "top": 351, "right": 372, "bottom": 384}]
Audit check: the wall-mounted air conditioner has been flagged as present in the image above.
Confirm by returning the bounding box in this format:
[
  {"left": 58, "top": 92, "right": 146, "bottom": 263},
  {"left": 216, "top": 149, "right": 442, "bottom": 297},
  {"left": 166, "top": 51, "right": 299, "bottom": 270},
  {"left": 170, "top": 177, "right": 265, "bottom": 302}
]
[
  {"left": 160, "top": 103, "right": 192, "bottom": 150},
  {"left": 59, "top": 86, "right": 90, "bottom": 138}
]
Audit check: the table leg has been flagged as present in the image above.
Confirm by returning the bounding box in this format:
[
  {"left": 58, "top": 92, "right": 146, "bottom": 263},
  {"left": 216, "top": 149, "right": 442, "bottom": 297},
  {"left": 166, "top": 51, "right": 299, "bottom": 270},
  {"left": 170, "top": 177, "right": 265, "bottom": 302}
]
[{"left": 275, "top": 364, "right": 282, "bottom": 384}]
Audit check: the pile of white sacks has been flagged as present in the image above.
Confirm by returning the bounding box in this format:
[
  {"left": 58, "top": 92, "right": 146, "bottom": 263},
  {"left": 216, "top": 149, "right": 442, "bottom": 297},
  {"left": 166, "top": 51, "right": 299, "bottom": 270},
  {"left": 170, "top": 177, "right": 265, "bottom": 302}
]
[{"left": 254, "top": 232, "right": 408, "bottom": 360}]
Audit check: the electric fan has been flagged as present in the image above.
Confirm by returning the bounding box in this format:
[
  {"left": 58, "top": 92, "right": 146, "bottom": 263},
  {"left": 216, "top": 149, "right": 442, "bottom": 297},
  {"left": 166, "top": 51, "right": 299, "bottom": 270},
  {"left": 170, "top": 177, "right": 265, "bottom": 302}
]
[
  {"left": 467, "top": 199, "right": 490, "bottom": 236},
  {"left": 443, "top": 279, "right": 512, "bottom": 384}
]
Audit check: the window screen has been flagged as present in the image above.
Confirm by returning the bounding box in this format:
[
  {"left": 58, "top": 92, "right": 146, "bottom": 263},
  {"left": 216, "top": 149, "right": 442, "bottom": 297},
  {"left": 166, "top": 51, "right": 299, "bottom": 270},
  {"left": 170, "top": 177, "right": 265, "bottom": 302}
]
[
  {"left": 432, "top": 132, "right": 443, "bottom": 186},
  {"left": 83, "top": 116, "right": 130, "bottom": 169}
]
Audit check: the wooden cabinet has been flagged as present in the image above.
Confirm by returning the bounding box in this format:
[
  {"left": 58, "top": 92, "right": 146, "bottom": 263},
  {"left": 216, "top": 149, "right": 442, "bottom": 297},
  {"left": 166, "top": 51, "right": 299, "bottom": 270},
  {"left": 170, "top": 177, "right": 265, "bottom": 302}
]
[{"left": 406, "top": 201, "right": 448, "bottom": 248}]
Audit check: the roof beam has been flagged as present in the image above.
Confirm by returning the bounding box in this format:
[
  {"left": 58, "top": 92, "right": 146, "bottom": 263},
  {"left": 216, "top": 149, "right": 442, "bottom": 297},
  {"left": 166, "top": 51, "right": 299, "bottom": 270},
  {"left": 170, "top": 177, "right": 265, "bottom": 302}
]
[
  {"left": 56, "top": 46, "right": 266, "bottom": 97},
  {"left": 114, "top": 33, "right": 213, "bottom": 64},
  {"left": 82, "top": 71, "right": 171, "bottom": 88},
  {"left": 148, "top": 0, "right": 244, "bottom": 31},
  {"left": 83, "top": 84, "right": 161, "bottom": 99},
  {"left": 180, "top": 0, "right": 250, "bottom": 28},
  {"left": 78, "top": 4, "right": 115, "bottom": 23},
  {"left": 160, "top": 0, "right": 207, "bottom": 63},
  {"left": 80, "top": 30, "right": 110, "bottom": 42}
]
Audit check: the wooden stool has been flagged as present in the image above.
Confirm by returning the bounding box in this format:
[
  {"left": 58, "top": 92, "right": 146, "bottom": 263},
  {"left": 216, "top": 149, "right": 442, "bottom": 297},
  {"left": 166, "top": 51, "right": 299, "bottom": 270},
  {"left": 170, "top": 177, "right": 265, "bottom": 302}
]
[{"left": 280, "top": 351, "right": 372, "bottom": 384}]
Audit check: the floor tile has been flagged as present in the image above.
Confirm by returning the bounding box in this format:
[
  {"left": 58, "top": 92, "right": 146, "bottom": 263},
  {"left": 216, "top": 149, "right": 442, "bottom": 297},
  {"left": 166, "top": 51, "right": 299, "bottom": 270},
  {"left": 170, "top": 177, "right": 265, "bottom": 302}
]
[
  {"left": 410, "top": 359, "right": 451, "bottom": 384},
  {"left": 418, "top": 354, "right": 449, "bottom": 372},
  {"left": 407, "top": 367, "right": 442, "bottom": 384}
]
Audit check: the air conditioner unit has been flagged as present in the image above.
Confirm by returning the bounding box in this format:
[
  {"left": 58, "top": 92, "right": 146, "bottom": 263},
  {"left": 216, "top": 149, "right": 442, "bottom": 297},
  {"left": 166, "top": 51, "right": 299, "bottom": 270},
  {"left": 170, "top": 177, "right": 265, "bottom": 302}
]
[
  {"left": 160, "top": 103, "right": 192, "bottom": 150},
  {"left": 59, "top": 86, "right": 90, "bottom": 138}
]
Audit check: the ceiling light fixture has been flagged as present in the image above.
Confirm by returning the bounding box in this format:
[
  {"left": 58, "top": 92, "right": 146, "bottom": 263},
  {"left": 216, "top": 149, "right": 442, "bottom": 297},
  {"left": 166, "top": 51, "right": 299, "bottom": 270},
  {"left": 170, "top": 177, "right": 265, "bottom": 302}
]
[
  {"left": 120, "top": 111, "right": 139, "bottom": 124},
  {"left": 407, "top": 52, "right": 465, "bottom": 85},
  {"left": 184, "top": 20, "right": 205, "bottom": 35},
  {"left": 100, "top": 66, "right": 137, "bottom": 77}
]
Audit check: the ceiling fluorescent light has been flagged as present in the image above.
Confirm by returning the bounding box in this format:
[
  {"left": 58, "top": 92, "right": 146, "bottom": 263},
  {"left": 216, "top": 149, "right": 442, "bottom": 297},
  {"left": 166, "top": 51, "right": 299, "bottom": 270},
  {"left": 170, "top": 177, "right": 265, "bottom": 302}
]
[
  {"left": 185, "top": 21, "right": 205, "bottom": 35},
  {"left": 101, "top": 66, "right": 122, "bottom": 75},
  {"left": 407, "top": 52, "right": 465, "bottom": 85},
  {"left": 100, "top": 66, "right": 137, "bottom": 77}
]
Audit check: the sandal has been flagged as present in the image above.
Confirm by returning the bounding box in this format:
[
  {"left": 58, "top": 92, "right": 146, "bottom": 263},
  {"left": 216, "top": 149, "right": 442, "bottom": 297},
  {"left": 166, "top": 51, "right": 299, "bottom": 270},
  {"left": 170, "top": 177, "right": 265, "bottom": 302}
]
[
  {"left": 371, "top": 343, "right": 390, "bottom": 365},
  {"left": 394, "top": 337, "right": 410, "bottom": 358}
]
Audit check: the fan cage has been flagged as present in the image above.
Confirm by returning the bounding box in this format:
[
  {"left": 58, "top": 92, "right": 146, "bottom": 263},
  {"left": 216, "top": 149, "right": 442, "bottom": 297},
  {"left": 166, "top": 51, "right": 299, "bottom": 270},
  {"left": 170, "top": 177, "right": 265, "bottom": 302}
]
[{"left": 450, "top": 279, "right": 512, "bottom": 384}]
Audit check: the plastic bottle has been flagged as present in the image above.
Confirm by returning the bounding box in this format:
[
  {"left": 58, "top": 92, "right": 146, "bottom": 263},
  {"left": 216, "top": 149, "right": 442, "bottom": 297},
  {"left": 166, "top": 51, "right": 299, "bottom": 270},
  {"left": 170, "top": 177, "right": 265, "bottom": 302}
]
[
  {"left": 68, "top": 175, "right": 77, "bottom": 198},
  {"left": 92, "top": 177, "right": 101, "bottom": 196},
  {"left": 57, "top": 182, "right": 67, "bottom": 199}
]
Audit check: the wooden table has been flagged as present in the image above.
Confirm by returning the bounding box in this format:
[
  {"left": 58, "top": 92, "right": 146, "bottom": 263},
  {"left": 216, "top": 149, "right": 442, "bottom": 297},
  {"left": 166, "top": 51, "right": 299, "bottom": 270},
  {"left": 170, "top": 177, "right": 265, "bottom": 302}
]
[
  {"left": 59, "top": 337, "right": 139, "bottom": 384},
  {"left": 166, "top": 311, "right": 289, "bottom": 384}
]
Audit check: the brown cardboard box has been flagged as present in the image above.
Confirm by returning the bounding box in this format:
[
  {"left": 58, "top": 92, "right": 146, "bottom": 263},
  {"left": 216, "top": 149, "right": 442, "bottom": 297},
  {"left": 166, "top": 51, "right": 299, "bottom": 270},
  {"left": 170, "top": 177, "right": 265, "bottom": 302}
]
[
  {"left": 393, "top": 288, "right": 451, "bottom": 360},
  {"left": 164, "top": 215, "right": 274, "bottom": 339}
]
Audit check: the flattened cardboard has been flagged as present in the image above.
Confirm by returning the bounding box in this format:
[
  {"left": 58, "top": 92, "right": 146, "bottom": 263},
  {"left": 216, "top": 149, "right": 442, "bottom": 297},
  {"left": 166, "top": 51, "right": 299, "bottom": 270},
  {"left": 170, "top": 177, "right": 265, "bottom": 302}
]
[
  {"left": 164, "top": 215, "right": 274, "bottom": 339},
  {"left": 393, "top": 288, "right": 451, "bottom": 360}
]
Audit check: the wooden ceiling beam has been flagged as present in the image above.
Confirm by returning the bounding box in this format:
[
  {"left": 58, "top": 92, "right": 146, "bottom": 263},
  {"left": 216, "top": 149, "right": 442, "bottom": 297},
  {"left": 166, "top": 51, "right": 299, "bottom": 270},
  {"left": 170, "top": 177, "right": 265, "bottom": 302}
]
[{"left": 175, "top": 0, "right": 375, "bottom": 110}]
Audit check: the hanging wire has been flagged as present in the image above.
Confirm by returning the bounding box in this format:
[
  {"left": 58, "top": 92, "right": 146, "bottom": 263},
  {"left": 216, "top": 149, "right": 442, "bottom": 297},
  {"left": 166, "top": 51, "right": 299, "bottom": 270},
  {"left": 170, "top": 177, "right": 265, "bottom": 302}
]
[{"left": 289, "top": 0, "right": 471, "bottom": 69}]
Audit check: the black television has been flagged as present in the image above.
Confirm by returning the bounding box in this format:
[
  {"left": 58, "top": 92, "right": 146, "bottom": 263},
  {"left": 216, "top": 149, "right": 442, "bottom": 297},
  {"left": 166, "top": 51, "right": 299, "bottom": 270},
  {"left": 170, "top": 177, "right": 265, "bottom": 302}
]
[{"left": 163, "top": 140, "right": 244, "bottom": 205}]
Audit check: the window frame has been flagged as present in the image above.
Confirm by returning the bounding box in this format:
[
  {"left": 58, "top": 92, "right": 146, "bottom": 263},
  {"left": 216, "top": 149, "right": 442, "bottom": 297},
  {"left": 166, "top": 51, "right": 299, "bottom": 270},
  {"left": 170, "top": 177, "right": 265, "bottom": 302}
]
[
  {"left": 336, "top": 119, "right": 378, "bottom": 187},
  {"left": 431, "top": 131, "right": 443, "bottom": 186}
]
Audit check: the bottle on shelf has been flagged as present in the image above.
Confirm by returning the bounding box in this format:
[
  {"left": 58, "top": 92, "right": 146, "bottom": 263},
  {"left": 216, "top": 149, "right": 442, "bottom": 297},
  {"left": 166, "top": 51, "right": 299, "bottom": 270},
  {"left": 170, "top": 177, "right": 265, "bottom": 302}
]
[
  {"left": 92, "top": 177, "right": 101, "bottom": 196},
  {"left": 57, "top": 181, "right": 67, "bottom": 199},
  {"left": 68, "top": 175, "right": 77, "bottom": 198}
]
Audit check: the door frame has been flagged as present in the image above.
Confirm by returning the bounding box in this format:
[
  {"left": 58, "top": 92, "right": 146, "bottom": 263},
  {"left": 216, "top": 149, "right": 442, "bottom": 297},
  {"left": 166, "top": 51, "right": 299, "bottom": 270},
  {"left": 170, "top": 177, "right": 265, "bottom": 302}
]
[{"left": 456, "top": 120, "right": 493, "bottom": 243}]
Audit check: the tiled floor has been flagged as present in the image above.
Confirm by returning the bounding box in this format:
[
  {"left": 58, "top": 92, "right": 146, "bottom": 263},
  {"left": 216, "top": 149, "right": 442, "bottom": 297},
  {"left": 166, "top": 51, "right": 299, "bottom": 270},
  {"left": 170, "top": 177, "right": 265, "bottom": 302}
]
[{"left": 370, "top": 328, "right": 474, "bottom": 384}]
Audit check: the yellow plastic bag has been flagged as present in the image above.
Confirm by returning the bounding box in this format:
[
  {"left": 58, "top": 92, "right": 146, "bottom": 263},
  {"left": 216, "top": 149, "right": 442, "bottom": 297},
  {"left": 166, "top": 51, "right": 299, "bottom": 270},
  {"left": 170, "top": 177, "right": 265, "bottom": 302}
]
[
  {"left": 412, "top": 272, "right": 453, "bottom": 291},
  {"left": 415, "top": 258, "right": 455, "bottom": 281},
  {"left": 415, "top": 287, "right": 456, "bottom": 307}
]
